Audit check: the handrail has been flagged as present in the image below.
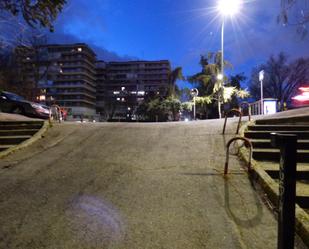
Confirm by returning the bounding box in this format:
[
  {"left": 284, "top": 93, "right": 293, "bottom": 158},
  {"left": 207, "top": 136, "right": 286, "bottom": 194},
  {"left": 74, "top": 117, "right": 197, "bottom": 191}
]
[
  {"left": 49, "top": 104, "right": 62, "bottom": 123},
  {"left": 222, "top": 109, "right": 242, "bottom": 135},
  {"left": 239, "top": 102, "right": 251, "bottom": 121},
  {"left": 224, "top": 137, "right": 253, "bottom": 175}
]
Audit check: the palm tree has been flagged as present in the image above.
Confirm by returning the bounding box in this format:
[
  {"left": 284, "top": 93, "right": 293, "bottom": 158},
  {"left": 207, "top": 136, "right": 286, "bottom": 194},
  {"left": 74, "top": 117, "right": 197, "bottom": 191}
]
[
  {"left": 188, "top": 52, "right": 248, "bottom": 119},
  {"left": 168, "top": 67, "right": 184, "bottom": 97}
]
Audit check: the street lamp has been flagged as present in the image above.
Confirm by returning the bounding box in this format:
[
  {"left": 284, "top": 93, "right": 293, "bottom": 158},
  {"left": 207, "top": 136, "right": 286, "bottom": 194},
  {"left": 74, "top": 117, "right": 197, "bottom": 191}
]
[
  {"left": 190, "top": 88, "right": 199, "bottom": 120},
  {"left": 217, "top": 73, "right": 223, "bottom": 81},
  {"left": 216, "top": 0, "right": 242, "bottom": 80},
  {"left": 259, "top": 70, "right": 265, "bottom": 115},
  {"left": 216, "top": 0, "right": 242, "bottom": 118}
]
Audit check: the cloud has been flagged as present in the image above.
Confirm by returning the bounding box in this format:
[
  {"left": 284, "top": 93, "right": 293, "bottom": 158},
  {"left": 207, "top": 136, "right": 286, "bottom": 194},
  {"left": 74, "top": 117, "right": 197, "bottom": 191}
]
[
  {"left": 46, "top": 32, "right": 138, "bottom": 61},
  {"left": 46, "top": 0, "right": 137, "bottom": 62}
]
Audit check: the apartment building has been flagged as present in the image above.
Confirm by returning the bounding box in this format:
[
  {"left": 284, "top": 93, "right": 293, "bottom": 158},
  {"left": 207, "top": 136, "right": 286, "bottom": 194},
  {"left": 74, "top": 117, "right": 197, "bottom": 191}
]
[
  {"left": 16, "top": 43, "right": 97, "bottom": 117},
  {"left": 95, "top": 60, "right": 107, "bottom": 114},
  {"left": 16, "top": 43, "right": 172, "bottom": 119},
  {"left": 104, "top": 60, "right": 171, "bottom": 119}
]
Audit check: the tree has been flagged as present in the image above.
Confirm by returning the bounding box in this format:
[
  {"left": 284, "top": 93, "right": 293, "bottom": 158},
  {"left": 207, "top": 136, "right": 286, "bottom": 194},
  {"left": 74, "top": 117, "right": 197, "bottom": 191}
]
[
  {"left": 168, "top": 67, "right": 184, "bottom": 97},
  {"left": 248, "top": 52, "right": 309, "bottom": 110},
  {"left": 101, "top": 98, "right": 117, "bottom": 120},
  {"left": 0, "top": 45, "right": 19, "bottom": 92},
  {"left": 278, "top": 0, "right": 309, "bottom": 37},
  {"left": 12, "top": 34, "right": 58, "bottom": 101},
  {"left": 162, "top": 97, "right": 181, "bottom": 121},
  {"left": 0, "top": 0, "right": 67, "bottom": 32},
  {"left": 181, "top": 101, "right": 193, "bottom": 119},
  {"left": 145, "top": 97, "right": 166, "bottom": 122},
  {"left": 188, "top": 52, "right": 249, "bottom": 119},
  {"left": 0, "top": 1, "right": 67, "bottom": 49},
  {"left": 226, "top": 73, "right": 248, "bottom": 110}
]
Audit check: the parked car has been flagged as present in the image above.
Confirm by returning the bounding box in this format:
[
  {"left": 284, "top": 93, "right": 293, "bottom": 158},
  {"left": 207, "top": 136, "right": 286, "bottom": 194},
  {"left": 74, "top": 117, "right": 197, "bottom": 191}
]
[{"left": 0, "top": 91, "right": 50, "bottom": 119}]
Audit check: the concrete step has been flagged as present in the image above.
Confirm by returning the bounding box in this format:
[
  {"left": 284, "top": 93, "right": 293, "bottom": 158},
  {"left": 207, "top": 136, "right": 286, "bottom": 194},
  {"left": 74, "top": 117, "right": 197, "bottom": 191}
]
[
  {"left": 251, "top": 139, "right": 309, "bottom": 150},
  {"left": 0, "top": 135, "right": 32, "bottom": 145},
  {"left": 0, "top": 144, "right": 14, "bottom": 152},
  {"left": 0, "top": 129, "right": 39, "bottom": 136},
  {"left": 295, "top": 181, "right": 309, "bottom": 208},
  {"left": 245, "top": 131, "right": 309, "bottom": 139},
  {"left": 276, "top": 181, "right": 309, "bottom": 209},
  {"left": 248, "top": 125, "right": 309, "bottom": 131},
  {"left": 252, "top": 148, "right": 309, "bottom": 163},
  {"left": 0, "top": 121, "right": 44, "bottom": 126},
  {"left": 0, "top": 123, "right": 43, "bottom": 130},
  {"left": 263, "top": 163, "right": 309, "bottom": 180},
  {"left": 260, "top": 163, "right": 309, "bottom": 208},
  {"left": 256, "top": 116, "right": 309, "bottom": 125}
]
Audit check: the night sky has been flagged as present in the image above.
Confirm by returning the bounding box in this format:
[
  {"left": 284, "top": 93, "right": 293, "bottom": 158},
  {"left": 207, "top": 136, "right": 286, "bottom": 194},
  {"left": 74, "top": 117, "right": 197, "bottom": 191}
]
[{"left": 46, "top": 0, "right": 309, "bottom": 88}]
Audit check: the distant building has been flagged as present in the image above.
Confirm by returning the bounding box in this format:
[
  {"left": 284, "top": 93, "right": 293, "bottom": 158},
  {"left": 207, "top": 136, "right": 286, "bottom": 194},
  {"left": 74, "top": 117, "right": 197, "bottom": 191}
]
[
  {"left": 16, "top": 43, "right": 97, "bottom": 117},
  {"left": 95, "top": 60, "right": 107, "bottom": 115},
  {"left": 16, "top": 43, "right": 172, "bottom": 119},
  {"left": 104, "top": 60, "right": 171, "bottom": 119}
]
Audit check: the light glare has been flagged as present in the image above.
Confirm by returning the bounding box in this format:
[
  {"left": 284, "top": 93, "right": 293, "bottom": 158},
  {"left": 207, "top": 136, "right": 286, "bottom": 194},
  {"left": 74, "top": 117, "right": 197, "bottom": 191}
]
[{"left": 217, "top": 0, "right": 242, "bottom": 16}]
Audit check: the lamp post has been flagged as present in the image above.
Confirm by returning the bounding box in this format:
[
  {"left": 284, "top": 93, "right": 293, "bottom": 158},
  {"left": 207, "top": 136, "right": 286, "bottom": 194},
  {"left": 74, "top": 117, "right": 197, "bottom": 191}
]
[
  {"left": 190, "top": 88, "right": 199, "bottom": 120},
  {"left": 259, "top": 70, "right": 264, "bottom": 115},
  {"left": 216, "top": 0, "right": 242, "bottom": 118}
]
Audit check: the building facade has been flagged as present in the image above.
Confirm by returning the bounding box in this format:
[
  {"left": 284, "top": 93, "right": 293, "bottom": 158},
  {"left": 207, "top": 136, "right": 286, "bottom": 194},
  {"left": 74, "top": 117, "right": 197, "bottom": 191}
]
[
  {"left": 103, "top": 60, "right": 171, "bottom": 119},
  {"left": 16, "top": 43, "right": 172, "bottom": 119},
  {"left": 16, "top": 43, "right": 97, "bottom": 117}
]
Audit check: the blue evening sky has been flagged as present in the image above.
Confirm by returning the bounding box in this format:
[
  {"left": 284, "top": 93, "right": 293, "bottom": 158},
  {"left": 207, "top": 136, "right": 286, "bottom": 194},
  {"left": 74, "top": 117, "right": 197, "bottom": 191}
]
[{"left": 48, "top": 0, "right": 309, "bottom": 88}]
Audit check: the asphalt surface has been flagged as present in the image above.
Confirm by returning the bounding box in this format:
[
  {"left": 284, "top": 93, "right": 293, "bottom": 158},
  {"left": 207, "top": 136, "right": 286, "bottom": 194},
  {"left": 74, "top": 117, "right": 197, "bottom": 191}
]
[{"left": 0, "top": 120, "right": 307, "bottom": 249}]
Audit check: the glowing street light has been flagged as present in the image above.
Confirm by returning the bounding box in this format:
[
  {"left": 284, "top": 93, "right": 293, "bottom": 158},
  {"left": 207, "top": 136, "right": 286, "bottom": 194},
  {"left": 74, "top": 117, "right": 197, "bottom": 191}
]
[
  {"left": 217, "top": 0, "right": 242, "bottom": 17},
  {"left": 216, "top": 0, "right": 242, "bottom": 118},
  {"left": 216, "top": 0, "right": 242, "bottom": 78},
  {"left": 217, "top": 73, "right": 223, "bottom": 81}
]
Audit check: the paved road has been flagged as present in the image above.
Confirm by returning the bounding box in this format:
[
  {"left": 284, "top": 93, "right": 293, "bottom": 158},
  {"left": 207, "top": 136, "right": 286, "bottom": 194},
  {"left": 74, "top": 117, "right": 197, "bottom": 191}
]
[{"left": 0, "top": 120, "right": 306, "bottom": 249}]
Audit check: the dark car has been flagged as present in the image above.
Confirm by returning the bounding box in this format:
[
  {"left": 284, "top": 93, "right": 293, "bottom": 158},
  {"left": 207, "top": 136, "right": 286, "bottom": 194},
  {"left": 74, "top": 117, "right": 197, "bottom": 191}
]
[{"left": 0, "top": 91, "right": 50, "bottom": 119}]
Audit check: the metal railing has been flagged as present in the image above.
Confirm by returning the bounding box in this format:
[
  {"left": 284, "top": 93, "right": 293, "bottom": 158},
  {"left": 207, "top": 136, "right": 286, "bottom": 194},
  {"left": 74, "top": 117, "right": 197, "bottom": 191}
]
[
  {"left": 239, "top": 102, "right": 251, "bottom": 121},
  {"left": 224, "top": 137, "right": 253, "bottom": 175},
  {"left": 222, "top": 109, "right": 242, "bottom": 135}
]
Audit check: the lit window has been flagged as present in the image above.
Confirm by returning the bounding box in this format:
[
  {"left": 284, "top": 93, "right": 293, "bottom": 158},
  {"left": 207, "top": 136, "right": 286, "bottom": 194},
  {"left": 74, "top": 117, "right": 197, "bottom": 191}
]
[
  {"left": 113, "top": 91, "right": 120, "bottom": 95},
  {"left": 121, "top": 87, "right": 125, "bottom": 91},
  {"left": 77, "top": 47, "right": 82, "bottom": 52},
  {"left": 137, "top": 91, "right": 145, "bottom": 96},
  {"left": 117, "top": 98, "right": 120, "bottom": 101}
]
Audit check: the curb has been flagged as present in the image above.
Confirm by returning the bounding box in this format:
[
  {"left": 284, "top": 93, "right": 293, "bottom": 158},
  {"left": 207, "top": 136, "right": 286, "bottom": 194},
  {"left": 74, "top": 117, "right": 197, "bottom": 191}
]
[
  {"left": 0, "top": 120, "right": 50, "bottom": 159},
  {"left": 238, "top": 121, "right": 309, "bottom": 247}
]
